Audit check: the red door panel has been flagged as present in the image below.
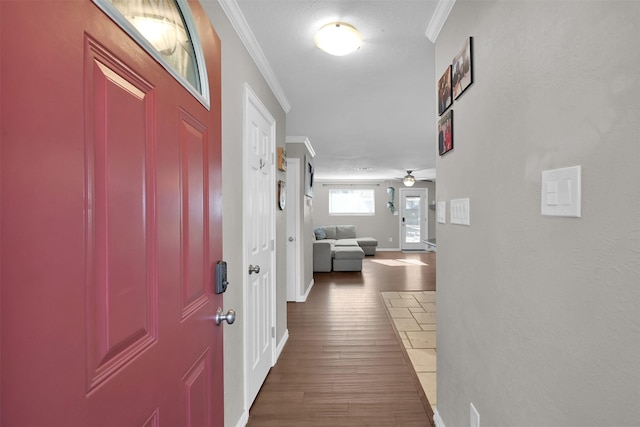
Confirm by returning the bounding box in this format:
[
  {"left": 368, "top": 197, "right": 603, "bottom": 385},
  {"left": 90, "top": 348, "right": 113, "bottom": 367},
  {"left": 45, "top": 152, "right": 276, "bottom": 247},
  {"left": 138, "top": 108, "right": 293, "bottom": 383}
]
[
  {"left": 0, "top": 1, "right": 223, "bottom": 425},
  {"left": 179, "top": 111, "right": 210, "bottom": 318},
  {"left": 85, "top": 37, "right": 159, "bottom": 391}
]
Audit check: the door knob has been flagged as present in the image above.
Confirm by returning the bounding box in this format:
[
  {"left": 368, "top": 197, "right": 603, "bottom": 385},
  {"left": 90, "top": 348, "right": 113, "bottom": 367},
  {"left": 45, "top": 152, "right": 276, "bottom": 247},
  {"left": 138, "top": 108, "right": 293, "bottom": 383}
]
[
  {"left": 248, "top": 264, "right": 260, "bottom": 274},
  {"left": 215, "top": 308, "right": 236, "bottom": 325},
  {"left": 288, "top": 236, "right": 294, "bottom": 242}
]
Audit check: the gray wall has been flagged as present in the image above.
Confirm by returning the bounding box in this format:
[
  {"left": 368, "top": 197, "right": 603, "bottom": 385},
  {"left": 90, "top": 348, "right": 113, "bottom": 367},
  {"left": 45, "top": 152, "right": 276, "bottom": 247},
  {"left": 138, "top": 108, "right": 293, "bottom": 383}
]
[
  {"left": 200, "top": 3, "right": 287, "bottom": 426},
  {"left": 435, "top": 1, "right": 640, "bottom": 426},
  {"left": 313, "top": 180, "right": 436, "bottom": 248}
]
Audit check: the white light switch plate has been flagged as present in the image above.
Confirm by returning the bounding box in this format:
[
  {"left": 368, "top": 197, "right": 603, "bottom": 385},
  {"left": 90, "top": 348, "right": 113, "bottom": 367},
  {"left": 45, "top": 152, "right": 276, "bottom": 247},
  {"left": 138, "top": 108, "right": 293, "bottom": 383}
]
[
  {"left": 541, "top": 165, "right": 581, "bottom": 217},
  {"left": 451, "top": 198, "right": 470, "bottom": 225},
  {"left": 437, "top": 201, "right": 446, "bottom": 224}
]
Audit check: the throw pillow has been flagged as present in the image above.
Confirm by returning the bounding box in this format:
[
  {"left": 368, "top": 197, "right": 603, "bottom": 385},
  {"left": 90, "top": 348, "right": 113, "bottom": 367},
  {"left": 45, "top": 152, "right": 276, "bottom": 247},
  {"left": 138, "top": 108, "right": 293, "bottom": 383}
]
[{"left": 314, "top": 227, "right": 327, "bottom": 240}]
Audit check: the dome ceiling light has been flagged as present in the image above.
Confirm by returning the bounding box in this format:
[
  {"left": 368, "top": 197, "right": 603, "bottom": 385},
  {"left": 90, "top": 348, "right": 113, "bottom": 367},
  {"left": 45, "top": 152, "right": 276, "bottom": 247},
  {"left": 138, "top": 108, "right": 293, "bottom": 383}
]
[{"left": 314, "top": 22, "right": 362, "bottom": 56}]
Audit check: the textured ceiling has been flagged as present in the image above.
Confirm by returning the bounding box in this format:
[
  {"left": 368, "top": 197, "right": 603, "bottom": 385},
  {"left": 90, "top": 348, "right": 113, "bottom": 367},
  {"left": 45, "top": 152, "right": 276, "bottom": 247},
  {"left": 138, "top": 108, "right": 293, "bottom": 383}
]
[{"left": 235, "top": 0, "right": 439, "bottom": 181}]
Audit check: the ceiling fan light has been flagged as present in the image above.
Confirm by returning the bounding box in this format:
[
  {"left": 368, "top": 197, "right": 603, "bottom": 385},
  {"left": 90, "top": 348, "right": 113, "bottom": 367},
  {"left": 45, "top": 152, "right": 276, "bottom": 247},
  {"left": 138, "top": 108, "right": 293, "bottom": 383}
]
[
  {"left": 314, "top": 22, "right": 362, "bottom": 56},
  {"left": 403, "top": 171, "right": 416, "bottom": 187}
]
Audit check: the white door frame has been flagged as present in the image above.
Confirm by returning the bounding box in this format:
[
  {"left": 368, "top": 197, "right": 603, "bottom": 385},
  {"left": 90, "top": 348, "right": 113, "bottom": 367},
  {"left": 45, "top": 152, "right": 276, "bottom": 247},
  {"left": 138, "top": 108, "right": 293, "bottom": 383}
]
[
  {"left": 242, "top": 83, "right": 276, "bottom": 411},
  {"left": 286, "top": 158, "right": 302, "bottom": 302},
  {"left": 399, "top": 188, "right": 428, "bottom": 251}
]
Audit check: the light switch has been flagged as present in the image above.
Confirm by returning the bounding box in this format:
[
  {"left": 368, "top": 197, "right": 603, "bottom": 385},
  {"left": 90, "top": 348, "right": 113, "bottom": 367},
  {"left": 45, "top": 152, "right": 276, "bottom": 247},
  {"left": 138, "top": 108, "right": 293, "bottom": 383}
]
[
  {"left": 437, "top": 201, "right": 446, "bottom": 224},
  {"left": 545, "top": 181, "right": 558, "bottom": 205},
  {"left": 451, "top": 198, "right": 470, "bottom": 225},
  {"left": 541, "top": 165, "right": 581, "bottom": 217}
]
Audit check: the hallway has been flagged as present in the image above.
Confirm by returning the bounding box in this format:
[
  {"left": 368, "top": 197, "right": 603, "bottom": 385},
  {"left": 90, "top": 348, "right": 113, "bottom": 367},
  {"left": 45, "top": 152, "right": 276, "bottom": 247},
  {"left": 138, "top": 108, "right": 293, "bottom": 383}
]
[{"left": 246, "top": 251, "right": 436, "bottom": 426}]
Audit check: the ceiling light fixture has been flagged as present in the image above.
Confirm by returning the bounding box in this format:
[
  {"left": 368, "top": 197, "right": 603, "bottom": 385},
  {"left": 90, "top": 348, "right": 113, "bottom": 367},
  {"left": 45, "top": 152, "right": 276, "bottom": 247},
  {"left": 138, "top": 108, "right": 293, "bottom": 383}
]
[
  {"left": 403, "top": 171, "right": 416, "bottom": 187},
  {"left": 314, "top": 22, "right": 362, "bottom": 56}
]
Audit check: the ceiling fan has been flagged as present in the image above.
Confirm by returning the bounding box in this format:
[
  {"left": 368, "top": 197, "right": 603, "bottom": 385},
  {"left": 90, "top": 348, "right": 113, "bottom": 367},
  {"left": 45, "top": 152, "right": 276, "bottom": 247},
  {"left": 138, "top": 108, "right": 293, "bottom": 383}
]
[
  {"left": 392, "top": 169, "right": 435, "bottom": 186},
  {"left": 402, "top": 170, "right": 416, "bottom": 187}
]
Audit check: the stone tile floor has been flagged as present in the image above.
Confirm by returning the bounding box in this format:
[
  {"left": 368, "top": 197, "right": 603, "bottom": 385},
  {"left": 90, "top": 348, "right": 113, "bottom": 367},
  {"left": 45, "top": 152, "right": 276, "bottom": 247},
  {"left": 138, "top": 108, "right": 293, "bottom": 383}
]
[{"left": 381, "top": 291, "right": 437, "bottom": 410}]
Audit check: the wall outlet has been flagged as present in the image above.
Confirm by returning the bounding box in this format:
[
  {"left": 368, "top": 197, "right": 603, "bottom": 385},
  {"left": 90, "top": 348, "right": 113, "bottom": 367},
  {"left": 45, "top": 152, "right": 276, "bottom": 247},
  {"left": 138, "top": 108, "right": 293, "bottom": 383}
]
[
  {"left": 388, "top": 237, "right": 392, "bottom": 242},
  {"left": 470, "top": 403, "right": 480, "bottom": 427}
]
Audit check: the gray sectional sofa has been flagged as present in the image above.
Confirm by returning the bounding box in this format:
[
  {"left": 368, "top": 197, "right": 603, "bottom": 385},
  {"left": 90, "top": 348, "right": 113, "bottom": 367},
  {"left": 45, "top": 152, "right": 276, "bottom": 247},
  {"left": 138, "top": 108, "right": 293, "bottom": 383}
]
[{"left": 312, "top": 225, "right": 378, "bottom": 272}]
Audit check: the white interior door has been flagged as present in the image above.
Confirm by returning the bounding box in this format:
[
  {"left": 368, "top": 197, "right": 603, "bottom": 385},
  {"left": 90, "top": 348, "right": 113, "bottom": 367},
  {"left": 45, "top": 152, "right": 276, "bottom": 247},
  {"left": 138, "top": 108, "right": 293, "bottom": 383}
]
[
  {"left": 243, "top": 84, "right": 276, "bottom": 409},
  {"left": 400, "top": 188, "right": 428, "bottom": 251},
  {"left": 286, "top": 158, "right": 301, "bottom": 302}
]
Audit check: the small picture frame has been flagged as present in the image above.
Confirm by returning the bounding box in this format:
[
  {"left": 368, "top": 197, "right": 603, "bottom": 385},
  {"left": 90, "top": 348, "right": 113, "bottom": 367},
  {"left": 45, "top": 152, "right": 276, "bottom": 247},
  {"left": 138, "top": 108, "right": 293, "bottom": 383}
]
[
  {"left": 304, "top": 155, "right": 314, "bottom": 198},
  {"left": 438, "top": 110, "right": 453, "bottom": 156},
  {"left": 452, "top": 37, "right": 473, "bottom": 99},
  {"left": 277, "top": 147, "right": 287, "bottom": 171},
  {"left": 438, "top": 65, "right": 452, "bottom": 116}
]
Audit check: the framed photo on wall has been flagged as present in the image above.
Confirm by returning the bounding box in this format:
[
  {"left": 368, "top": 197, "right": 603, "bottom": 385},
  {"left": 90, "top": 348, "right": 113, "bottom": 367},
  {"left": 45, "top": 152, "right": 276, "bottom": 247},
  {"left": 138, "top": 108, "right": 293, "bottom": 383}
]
[
  {"left": 438, "top": 110, "right": 453, "bottom": 156},
  {"left": 438, "top": 65, "right": 452, "bottom": 115},
  {"left": 452, "top": 37, "right": 473, "bottom": 99},
  {"left": 305, "top": 155, "right": 314, "bottom": 197}
]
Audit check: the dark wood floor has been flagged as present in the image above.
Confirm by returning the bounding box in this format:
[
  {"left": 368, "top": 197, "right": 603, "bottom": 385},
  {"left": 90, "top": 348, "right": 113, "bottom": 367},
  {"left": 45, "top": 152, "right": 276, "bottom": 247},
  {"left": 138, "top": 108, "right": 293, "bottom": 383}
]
[{"left": 246, "top": 251, "right": 436, "bottom": 427}]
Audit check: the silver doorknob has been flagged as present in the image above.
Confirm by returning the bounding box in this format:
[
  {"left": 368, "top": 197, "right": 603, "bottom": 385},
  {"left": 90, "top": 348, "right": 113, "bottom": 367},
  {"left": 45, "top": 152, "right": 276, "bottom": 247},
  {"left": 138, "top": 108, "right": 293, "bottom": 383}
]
[
  {"left": 248, "top": 264, "right": 260, "bottom": 274},
  {"left": 215, "top": 308, "right": 236, "bottom": 325},
  {"left": 288, "top": 237, "right": 294, "bottom": 242}
]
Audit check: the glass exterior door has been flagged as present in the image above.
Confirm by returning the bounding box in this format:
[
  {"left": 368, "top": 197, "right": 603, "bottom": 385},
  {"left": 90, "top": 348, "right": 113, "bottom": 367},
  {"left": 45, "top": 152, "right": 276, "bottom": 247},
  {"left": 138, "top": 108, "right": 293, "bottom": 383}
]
[
  {"left": 400, "top": 189, "right": 428, "bottom": 250},
  {"left": 404, "top": 196, "right": 422, "bottom": 243}
]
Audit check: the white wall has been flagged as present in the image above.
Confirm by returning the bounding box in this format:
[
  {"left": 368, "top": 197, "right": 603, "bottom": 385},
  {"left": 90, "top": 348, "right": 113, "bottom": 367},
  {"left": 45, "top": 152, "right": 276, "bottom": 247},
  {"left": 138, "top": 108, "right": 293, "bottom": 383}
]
[
  {"left": 435, "top": 1, "right": 640, "bottom": 426},
  {"left": 199, "top": 3, "right": 287, "bottom": 426}
]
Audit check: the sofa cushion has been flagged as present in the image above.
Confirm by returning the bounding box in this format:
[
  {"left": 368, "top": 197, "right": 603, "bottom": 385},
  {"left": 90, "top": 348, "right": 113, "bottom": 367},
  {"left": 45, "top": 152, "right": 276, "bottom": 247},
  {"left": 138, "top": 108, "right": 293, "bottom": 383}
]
[
  {"left": 323, "top": 226, "right": 337, "bottom": 240},
  {"left": 356, "top": 237, "right": 378, "bottom": 246},
  {"left": 333, "top": 246, "right": 365, "bottom": 260},
  {"left": 335, "top": 239, "right": 359, "bottom": 247},
  {"left": 313, "top": 227, "right": 327, "bottom": 240},
  {"left": 336, "top": 225, "right": 357, "bottom": 239}
]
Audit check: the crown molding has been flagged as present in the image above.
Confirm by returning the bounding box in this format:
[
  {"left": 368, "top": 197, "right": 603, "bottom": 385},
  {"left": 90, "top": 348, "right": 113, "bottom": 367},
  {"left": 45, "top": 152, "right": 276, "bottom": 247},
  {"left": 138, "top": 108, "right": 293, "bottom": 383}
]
[
  {"left": 218, "top": 0, "right": 291, "bottom": 113},
  {"left": 286, "top": 136, "right": 316, "bottom": 157},
  {"left": 425, "top": 0, "right": 457, "bottom": 43}
]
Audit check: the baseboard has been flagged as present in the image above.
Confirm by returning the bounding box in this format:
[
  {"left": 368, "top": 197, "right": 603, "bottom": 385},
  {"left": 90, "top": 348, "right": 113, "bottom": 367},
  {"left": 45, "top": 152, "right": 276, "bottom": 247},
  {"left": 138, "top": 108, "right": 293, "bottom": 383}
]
[
  {"left": 275, "top": 328, "right": 289, "bottom": 361},
  {"left": 233, "top": 409, "right": 249, "bottom": 427},
  {"left": 376, "top": 248, "right": 401, "bottom": 252},
  {"left": 298, "top": 278, "right": 314, "bottom": 302},
  {"left": 433, "top": 408, "right": 446, "bottom": 427},
  {"left": 234, "top": 332, "right": 288, "bottom": 427}
]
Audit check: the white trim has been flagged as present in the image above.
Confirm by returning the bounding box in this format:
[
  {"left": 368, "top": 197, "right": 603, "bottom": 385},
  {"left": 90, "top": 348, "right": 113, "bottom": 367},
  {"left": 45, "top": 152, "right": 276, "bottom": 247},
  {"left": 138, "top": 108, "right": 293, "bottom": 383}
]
[
  {"left": 218, "top": 0, "right": 291, "bottom": 113},
  {"left": 434, "top": 408, "right": 446, "bottom": 427},
  {"left": 425, "top": 0, "right": 457, "bottom": 43},
  {"left": 233, "top": 411, "right": 249, "bottom": 427},
  {"left": 232, "top": 330, "right": 288, "bottom": 427},
  {"left": 298, "top": 278, "right": 314, "bottom": 303},
  {"left": 376, "top": 248, "right": 402, "bottom": 252},
  {"left": 286, "top": 136, "right": 316, "bottom": 158},
  {"left": 286, "top": 158, "right": 302, "bottom": 302},
  {"left": 275, "top": 329, "right": 289, "bottom": 360}
]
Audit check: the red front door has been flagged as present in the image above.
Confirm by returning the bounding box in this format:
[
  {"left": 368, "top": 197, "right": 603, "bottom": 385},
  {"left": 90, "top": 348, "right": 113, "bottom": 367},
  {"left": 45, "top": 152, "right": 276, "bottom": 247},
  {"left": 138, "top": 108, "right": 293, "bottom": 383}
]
[{"left": 0, "top": 1, "right": 223, "bottom": 425}]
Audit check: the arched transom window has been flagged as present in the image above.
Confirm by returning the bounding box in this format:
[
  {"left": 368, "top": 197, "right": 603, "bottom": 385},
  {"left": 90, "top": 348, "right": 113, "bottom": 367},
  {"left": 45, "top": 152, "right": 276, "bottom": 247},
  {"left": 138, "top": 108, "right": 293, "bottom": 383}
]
[{"left": 93, "top": 0, "right": 210, "bottom": 109}]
